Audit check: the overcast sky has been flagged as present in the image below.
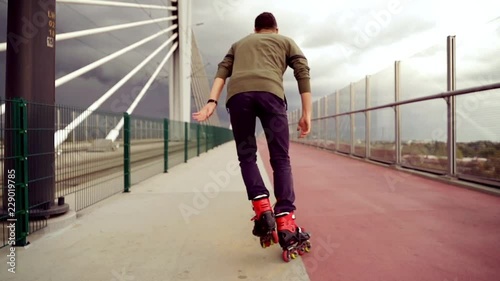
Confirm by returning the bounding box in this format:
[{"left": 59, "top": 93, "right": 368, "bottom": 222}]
[
  {"left": 194, "top": 0, "right": 500, "bottom": 142},
  {"left": 0, "top": 0, "right": 499, "bottom": 142},
  {"left": 194, "top": 0, "right": 499, "bottom": 97}
]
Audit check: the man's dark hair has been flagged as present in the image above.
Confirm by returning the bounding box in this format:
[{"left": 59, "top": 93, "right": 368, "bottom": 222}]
[{"left": 255, "top": 12, "right": 278, "bottom": 31}]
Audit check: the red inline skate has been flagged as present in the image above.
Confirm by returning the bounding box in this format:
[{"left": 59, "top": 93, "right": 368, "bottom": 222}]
[
  {"left": 275, "top": 211, "right": 312, "bottom": 262},
  {"left": 250, "top": 195, "right": 279, "bottom": 248}
]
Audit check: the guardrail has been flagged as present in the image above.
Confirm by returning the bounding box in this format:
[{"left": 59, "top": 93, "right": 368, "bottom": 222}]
[
  {"left": 0, "top": 99, "right": 233, "bottom": 249},
  {"left": 289, "top": 20, "right": 500, "bottom": 189}
]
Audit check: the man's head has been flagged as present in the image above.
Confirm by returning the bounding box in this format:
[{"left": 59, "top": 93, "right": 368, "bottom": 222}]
[{"left": 254, "top": 12, "right": 278, "bottom": 33}]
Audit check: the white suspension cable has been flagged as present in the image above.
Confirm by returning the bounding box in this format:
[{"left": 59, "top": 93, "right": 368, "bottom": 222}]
[
  {"left": 0, "top": 26, "right": 177, "bottom": 115},
  {"left": 105, "top": 42, "right": 178, "bottom": 142},
  {"left": 0, "top": 17, "right": 177, "bottom": 53},
  {"left": 54, "top": 33, "right": 178, "bottom": 149},
  {"left": 56, "top": 0, "right": 177, "bottom": 10},
  {"left": 55, "top": 25, "right": 176, "bottom": 88},
  {"left": 57, "top": 16, "right": 176, "bottom": 41}
]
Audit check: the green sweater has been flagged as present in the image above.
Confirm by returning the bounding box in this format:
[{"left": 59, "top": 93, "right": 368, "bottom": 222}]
[{"left": 215, "top": 33, "right": 311, "bottom": 104}]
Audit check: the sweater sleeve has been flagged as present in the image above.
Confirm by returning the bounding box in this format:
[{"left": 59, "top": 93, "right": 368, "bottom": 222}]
[
  {"left": 215, "top": 45, "right": 235, "bottom": 79},
  {"left": 286, "top": 39, "right": 311, "bottom": 94}
]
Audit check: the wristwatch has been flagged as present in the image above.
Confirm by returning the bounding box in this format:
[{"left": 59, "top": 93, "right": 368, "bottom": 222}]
[{"left": 207, "top": 99, "right": 218, "bottom": 106}]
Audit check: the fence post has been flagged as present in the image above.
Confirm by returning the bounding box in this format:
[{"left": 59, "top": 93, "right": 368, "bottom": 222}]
[
  {"left": 164, "top": 118, "right": 169, "bottom": 173},
  {"left": 212, "top": 126, "right": 215, "bottom": 149},
  {"left": 323, "top": 96, "right": 328, "bottom": 148},
  {"left": 365, "top": 75, "right": 371, "bottom": 159},
  {"left": 184, "top": 122, "right": 188, "bottom": 163},
  {"left": 196, "top": 123, "right": 200, "bottom": 157},
  {"left": 12, "top": 98, "right": 30, "bottom": 246},
  {"left": 123, "top": 113, "right": 131, "bottom": 192},
  {"left": 214, "top": 127, "right": 218, "bottom": 147},
  {"left": 335, "top": 90, "right": 340, "bottom": 151},
  {"left": 446, "top": 35, "right": 457, "bottom": 177},
  {"left": 395, "top": 61, "right": 401, "bottom": 165},
  {"left": 350, "top": 83, "right": 355, "bottom": 155},
  {"left": 205, "top": 125, "right": 208, "bottom": 152}
]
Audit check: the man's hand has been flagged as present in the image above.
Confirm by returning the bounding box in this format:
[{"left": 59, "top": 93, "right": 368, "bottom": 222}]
[
  {"left": 192, "top": 103, "right": 217, "bottom": 122},
  {"left": 297, "top": 91, "right": 312, "bottom": 138},
  {"left": 193, "top": 78, "right": 225, "bottom": 122},
  {"left": 297, "top": 114, "right": 311, "bottom": 138}
]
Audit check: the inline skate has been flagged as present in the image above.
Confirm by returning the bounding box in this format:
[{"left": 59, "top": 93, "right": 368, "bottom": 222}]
[
  {"left": 275, "top": 211, "right": 312, "bottom": 262},
  {"left": 250, "top": 195, "right": 279, "bottom": 248}
]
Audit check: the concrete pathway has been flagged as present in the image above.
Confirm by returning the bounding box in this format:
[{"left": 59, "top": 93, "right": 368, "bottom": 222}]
[
  {"left": 0, "top": 141, "right": 310, "bottom": 281},
  {"left": 259, "top": 139, "right": 500, "bottom": 281},
  {"left": 3, "top": 137, "right": 499, "bottom": 281}
]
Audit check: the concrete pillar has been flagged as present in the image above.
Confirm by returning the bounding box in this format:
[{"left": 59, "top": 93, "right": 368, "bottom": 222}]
[
  {"left": 3, "top": 0, "right": 68, "bottom": 217},
  {"left": 169, "top": 0, "right": 192, "bottom": 140}
]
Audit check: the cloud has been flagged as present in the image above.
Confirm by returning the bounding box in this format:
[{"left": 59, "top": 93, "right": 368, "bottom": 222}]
[
  {"left": 195, "top": 0, "right": 500, "bottom": 97},
  {"left": 1, "top": 0, "right": 499, "bottom": 138},
  {"left": 0, "top": 0, "right": 171, "bottom": 120}
]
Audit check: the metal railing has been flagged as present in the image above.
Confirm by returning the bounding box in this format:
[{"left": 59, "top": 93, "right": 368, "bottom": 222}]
[
  {"left": 288, "top": 19, "right": 500, "bottom": 188},
  {"left": 0, "top": 0, "right": 180, "bottom": 247},
  {"left": 0, "top": 0, "right": 231, "bottom": 248},
  {"left": 0, "top": 98, "right": 233, "bottom": 248}
]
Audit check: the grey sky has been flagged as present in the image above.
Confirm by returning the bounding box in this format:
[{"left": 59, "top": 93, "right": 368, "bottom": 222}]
[
  {"left": 192, "top": 0, "right": 500, "bottom": 141},
  {"left": 0, "top": 0, "right": 171, "bottom": 119},
  {"left": 0, "top": 0, "right": 499, "bottom": 141}
]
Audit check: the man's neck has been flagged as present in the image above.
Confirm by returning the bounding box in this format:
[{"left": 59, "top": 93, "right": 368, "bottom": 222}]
[{"left": 256, "top": 29, "right": 276, "bottom": 34}]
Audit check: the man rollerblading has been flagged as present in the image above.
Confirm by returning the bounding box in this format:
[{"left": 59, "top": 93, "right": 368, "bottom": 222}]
[{"left": 193, "top": 12, "right": 313, "bottom": 262}]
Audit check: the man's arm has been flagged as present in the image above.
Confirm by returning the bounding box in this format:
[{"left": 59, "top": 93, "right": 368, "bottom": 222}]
[
  {"left": 192, "top": 77, "right": 226, "bottom": 122},
  {"left": 286, "top": 39, "right": 311, "bottom": 95},
  {"left": 208, "top": 77, "right": 225, "bottom": 101},
  {"left": 300, "top": 91, "right": 312, "bottom": 117},
  {"left": 287, "top": 39, "right": 312, "bottom": 137},
  {"left": 192, "top": 46, "right": 234, "bottom": 122},
  {"left": 214, "top": 45, "right": 235, "bottom": 84},
  {"left": 297, "top": 91, "right": 312, "bottom": 137}
]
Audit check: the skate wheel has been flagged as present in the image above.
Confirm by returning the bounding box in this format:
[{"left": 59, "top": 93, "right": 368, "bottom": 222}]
[
  {"left": 282, "top": 250, "right": 291, "bottom": 263},
  {"left": 298, "top": 246, "right": 305, "bottom": 256},
  {"left": 290, "top": 250, "right": 298, "bottom": 259},
  {"left": 304, "top": 241, "right": 312, "bottom": 252},
  {"left": 272, "top": 231, "right": 279, "bottom": 244},
  {"left": 260, "top": 240, "right": 270, "bottom": 248}
]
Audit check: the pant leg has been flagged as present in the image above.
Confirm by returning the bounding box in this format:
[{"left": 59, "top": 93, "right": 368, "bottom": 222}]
[
  {"left": 227, "top": 92, "right": 269, "bottom": 200},
  {"left": 255, "top": 92, "right": 296, "bottom": 214}
]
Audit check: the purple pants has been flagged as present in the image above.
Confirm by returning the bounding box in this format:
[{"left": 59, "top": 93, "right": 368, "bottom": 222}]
[{"left": 226, "top": 91, "right": 295, "bottom": 214}]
